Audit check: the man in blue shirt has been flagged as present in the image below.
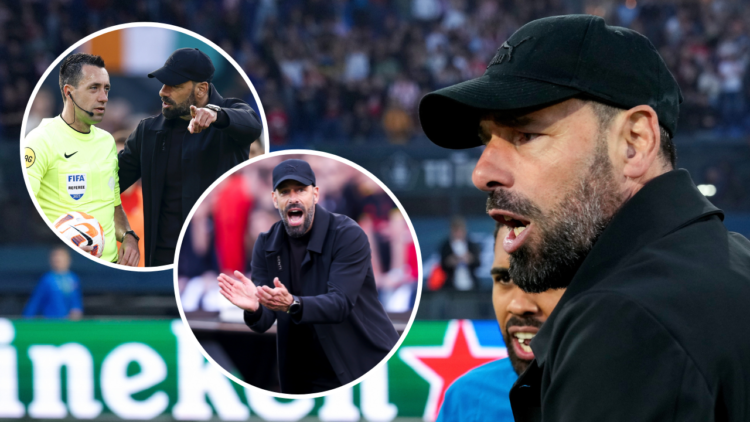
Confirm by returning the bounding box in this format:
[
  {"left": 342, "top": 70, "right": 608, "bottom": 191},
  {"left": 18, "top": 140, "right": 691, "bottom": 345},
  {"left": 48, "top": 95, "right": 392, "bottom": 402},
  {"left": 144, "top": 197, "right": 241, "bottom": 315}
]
[
  {"left": 437, "top": 224, "right": 563, "bottom": 421},
  {"left": 23, "top": 247, "right": 83, "bottom": 319}
]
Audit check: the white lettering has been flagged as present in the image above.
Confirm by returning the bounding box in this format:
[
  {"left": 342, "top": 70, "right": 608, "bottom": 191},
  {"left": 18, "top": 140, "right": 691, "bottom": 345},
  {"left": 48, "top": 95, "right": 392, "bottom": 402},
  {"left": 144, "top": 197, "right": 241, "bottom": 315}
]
[
  {"left": 28, "top": 343, "right": 102, "bottom": 419},
  {"left": 423, "top": 160, "right": 453, "bottom": 188},
  {"left": 101, "top": 343, "right": 168, "bottom": 419},
  {"left": 319, "top": 387, "right": 359, "bottom": 421},
  {"left": 361, "top": 364, "right": 398, "bottom": 421},
  {"left": 0, "top": 319, "right": 24, "bottom": 418},
  {"left": 245, "top": 388, "right": 314, "bottom": 421},
  {"left": 170, "top": 321, "right": 248, "bottom": 420}
]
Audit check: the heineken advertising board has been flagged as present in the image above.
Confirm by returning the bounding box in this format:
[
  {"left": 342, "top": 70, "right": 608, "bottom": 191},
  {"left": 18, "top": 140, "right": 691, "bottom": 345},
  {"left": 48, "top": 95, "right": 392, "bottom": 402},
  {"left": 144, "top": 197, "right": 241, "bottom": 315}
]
[{"left": 0, "top": 318, "right": 514, "bottom": 421}]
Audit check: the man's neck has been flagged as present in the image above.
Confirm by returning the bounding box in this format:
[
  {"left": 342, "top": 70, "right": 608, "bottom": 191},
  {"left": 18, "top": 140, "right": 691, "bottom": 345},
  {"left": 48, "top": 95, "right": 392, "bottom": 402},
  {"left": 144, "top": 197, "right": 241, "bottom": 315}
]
[{"left": 61, "top": 103, "right": 91, "bottom": 133}]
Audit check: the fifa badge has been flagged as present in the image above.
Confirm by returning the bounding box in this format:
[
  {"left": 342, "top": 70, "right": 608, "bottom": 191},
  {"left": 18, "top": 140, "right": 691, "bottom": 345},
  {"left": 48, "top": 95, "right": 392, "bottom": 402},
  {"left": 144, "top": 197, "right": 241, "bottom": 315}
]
[{"left": 66, "top": 174, "right": 87, "bottom": 200}]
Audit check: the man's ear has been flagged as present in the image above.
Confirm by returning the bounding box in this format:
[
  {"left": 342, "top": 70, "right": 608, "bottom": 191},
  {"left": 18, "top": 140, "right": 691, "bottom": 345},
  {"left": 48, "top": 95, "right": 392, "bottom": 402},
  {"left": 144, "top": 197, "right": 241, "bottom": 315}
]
[
  {"left": 312, "top": 186, "right": 319, "bottom": 205},
  {"left": 616, "top": 105, "right": 661, "bottom": 179},
  {"left": 271, "top": 191, "right": 279, "bottom": 210},
  {"left": 195, "top": 81, "right": 209, "bottom": 100}
]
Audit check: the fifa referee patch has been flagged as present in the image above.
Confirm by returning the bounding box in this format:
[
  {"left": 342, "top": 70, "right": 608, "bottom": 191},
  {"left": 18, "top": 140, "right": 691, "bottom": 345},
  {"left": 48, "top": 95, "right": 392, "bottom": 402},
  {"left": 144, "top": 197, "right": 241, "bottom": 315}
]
[
  {"left": 24, "top": 147, "right": 35, "bottom": 168},
  {"left": 66, "top": 174, "right": 87, "bottom": 200}
]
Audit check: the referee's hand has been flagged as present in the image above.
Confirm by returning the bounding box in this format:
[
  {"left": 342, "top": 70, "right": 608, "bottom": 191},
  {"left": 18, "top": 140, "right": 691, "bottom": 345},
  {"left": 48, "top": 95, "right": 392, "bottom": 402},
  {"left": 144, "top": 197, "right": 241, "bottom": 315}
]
[
  {"left": 117, "top": 235, "right": 140, "bottom": 267},
  {"left": 188, "top": 105, "right": 217, "bottom": 134}
]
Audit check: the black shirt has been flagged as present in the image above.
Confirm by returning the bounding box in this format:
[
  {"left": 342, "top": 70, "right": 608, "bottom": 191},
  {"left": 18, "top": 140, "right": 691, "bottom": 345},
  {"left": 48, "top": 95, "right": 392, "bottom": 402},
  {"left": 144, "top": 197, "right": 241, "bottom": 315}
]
[
  {"left": 155, "top": 118, "right": 187, "bottom": 251},
  {"left": 285, "top": 228, "right": 339, "bottom": 392}
]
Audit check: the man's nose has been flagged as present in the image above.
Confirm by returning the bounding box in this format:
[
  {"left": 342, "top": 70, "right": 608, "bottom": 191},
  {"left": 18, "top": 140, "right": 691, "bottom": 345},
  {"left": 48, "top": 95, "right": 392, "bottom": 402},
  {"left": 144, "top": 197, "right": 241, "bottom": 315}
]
[
  {"left": 507, "top": 289, "right": 540, "bottom": 316},
  {"left": 159, "top": 85, "right": 169, "bottom": 98},
  {"left": 472, "top": 140, "right": 515, "bottom": 192}
]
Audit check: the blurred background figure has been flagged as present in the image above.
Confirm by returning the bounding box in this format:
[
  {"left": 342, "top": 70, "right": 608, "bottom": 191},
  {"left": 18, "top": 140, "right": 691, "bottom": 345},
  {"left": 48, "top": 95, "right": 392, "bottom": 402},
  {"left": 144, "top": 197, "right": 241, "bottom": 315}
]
[
  {"left": 439, "top": 216, "right": 480, "bottom": 292},
  {"left": 22, "top": 246, "right": 82, "bottom": 319}
]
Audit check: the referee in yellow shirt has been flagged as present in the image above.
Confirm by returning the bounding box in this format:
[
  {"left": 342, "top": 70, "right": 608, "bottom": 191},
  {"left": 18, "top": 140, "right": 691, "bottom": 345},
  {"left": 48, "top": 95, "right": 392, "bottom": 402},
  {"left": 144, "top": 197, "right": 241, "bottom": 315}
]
[{"left": 24, "top": 53, "right": 139, "bottom": 266}]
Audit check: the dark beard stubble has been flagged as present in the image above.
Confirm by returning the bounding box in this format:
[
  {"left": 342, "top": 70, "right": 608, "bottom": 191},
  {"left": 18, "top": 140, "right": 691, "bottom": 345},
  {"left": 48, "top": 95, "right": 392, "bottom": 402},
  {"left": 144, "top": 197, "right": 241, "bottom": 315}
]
[
  {"left": 280, "top": 202, "right": 315, "bottom": 238},
  {"left": 162, "top": 91, "right": 196, "bottom": 120},
  {"left": 488, "top": 138, "right": 624, "bottom": 293}
]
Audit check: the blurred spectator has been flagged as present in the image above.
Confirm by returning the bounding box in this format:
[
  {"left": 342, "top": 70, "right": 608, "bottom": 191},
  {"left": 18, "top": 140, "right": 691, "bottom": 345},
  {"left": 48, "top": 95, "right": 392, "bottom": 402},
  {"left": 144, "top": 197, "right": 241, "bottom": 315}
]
[
  {"left": 23, "top": 247, "right": 82, "bottom": 319},
  {"left": 213, "top": 174, "right": 253, "bottom": 274},
  {"left": 25, "top": 88, "right": 54, "bottom": 135},
  {"left": 6, "top": 0, "right": 750, "bottom": 146},
  {"left": 717, "top": 41, "right": 747, "bottom": 136},
  {"left": 439, "top": 216, "right": 481, "bottom": 291}
]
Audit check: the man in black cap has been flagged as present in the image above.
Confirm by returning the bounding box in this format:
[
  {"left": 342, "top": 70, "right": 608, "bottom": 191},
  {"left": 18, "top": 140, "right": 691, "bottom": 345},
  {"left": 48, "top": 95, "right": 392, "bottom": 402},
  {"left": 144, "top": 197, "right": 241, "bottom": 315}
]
[
  {"left": 118, "top": 48, "right": 263, "bottom": 266},
  {"left": 419, "top": 15, "right": 750, "bottom": 421},
  {"left": 217, "top": 159, "right": 399, "bottom": 394}
]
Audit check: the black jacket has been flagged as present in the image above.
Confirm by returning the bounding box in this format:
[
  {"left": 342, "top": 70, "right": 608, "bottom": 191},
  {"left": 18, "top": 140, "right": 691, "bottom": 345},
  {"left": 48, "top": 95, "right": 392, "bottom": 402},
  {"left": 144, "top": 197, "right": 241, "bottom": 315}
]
[
  {"left": 244, "top": 205, "right": 399, "bottom": 393},
  {"left": 510, "top": 170, "right": 750, "bottom": 422},
  {"left": 118, "top": 84, "right": 262, "bottom": 266},
  {"left": 439, "top": 237, "right": 482, "bottom": 290}
]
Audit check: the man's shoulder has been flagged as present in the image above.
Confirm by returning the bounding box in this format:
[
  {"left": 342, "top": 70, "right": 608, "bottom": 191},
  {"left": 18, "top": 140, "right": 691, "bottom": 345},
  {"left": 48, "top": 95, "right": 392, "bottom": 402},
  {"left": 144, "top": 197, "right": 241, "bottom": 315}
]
[
  {"left": 450, "top": 358, "right": 516, "bottom": 392},
  {"left": 135, "top": 114, "right": 164, "bottom": 130},
  {"left": 328, "top": 211, "right": 366, "bottom": 240},
  {"left": 441, "top": 358, "right": 516, "bottom": 421},
  {"left": 26, "top": 118, "right": 59, "bottom": 146},
  {"left": 329, "top": 211, "right": 360, "bottom": 229},
  {"left": 219, "top": 96, "right": 251, "bottom": 108},
  {"left": 256, "top": 219, "right": 285, "bottom": 247},
  {"left": 90, "top": 126, "right": 116, "bottom": 147}
]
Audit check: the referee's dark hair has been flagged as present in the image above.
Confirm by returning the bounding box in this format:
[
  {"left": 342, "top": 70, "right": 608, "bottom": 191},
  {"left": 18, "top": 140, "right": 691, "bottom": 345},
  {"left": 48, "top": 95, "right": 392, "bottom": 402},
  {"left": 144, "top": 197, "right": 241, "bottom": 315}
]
[{"left": 58, "top": 53, "right": 106, "bottom": 101}]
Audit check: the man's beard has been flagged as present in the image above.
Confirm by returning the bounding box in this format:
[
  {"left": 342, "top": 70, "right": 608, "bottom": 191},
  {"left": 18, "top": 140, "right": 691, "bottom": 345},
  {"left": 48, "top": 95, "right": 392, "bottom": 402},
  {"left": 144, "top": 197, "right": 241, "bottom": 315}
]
[
  {"left": 280, "top": 202, "right": 315, "bottom": 238},
  {"left": 503, "top": 315, "right": 543, "bottom": 375},
  {"left": 161, "top": 91, "right": 195, "bottom": 120},
  {"left": 488, "top": 139, "right": 623, "bottom": 293}
]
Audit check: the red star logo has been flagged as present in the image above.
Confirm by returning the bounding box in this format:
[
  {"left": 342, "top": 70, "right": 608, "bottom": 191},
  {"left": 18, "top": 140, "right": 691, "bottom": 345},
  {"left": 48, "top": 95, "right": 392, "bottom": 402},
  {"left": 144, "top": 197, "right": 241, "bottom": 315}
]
[{"left": 399, "top": 320, "right": 508, "bottom": 421}]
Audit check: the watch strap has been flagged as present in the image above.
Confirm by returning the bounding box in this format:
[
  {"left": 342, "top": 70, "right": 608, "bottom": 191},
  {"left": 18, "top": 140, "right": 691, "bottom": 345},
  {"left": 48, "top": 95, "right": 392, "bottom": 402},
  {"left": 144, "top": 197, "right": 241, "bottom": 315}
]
[{"left": 124, "top": 230, "right": 140, "bottom": 242}]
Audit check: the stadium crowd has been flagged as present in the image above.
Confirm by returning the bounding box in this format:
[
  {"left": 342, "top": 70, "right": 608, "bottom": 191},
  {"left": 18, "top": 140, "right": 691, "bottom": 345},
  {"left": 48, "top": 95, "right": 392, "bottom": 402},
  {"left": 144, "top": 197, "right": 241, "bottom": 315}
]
[{"left": 3, "top": 0, "right": 750, "bottom": 144}]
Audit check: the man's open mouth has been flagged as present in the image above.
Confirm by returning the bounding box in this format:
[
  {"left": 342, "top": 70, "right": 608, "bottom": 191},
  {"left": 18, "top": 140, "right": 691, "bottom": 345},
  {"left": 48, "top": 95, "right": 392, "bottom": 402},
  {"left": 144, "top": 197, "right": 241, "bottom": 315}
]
[
  {"left": 490, "top": 210, "right": 532, "bottom": 253},
  {"left": 508, "top": 326, "right": 538, "bottom": 360},
  {"left": 286, "top": 207, "right": 305, "bottom": 227}
]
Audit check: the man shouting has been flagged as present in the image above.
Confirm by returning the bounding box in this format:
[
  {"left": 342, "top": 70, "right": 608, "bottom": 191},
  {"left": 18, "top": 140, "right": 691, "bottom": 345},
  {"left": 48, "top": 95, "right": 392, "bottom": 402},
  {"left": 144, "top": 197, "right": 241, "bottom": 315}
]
[{"left": 218, "top": 159, "right": 399, "bottom": 394}]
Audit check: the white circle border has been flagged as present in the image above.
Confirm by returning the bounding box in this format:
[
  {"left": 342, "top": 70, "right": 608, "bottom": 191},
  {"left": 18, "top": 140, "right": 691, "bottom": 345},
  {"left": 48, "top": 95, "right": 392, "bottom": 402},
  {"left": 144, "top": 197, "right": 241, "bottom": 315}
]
[
  {"left": 173, "top": 149, "right": 424, "bottom": 400},
  {"left": 19, "top": 22, "right": 270, "bottom": 272}
]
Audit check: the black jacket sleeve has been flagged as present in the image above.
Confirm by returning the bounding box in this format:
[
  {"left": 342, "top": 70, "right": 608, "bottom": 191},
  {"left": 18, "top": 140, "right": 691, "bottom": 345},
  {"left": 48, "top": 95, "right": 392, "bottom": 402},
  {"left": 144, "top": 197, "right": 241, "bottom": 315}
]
[
  {"left": 542, "top": 292, "right": 713, "bottom": 422},
  {"left": 118, "top": 121, "right": 143, "bottom": 192},
  {"left": 217, "top": 99, "right": 262, "bottom": 148},
  {"left": 294, "top": 224, "right": 371, "bottom": 324}
]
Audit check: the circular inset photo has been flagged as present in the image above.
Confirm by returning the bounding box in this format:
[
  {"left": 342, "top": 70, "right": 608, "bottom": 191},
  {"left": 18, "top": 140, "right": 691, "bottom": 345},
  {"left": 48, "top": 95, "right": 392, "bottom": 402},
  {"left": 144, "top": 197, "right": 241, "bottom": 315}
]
[
  {"left": 175, "top": 150, "right": 422, "bottom": 397},
  {"left": 21, "top": 23, "right": 267, "bottom": 270}
]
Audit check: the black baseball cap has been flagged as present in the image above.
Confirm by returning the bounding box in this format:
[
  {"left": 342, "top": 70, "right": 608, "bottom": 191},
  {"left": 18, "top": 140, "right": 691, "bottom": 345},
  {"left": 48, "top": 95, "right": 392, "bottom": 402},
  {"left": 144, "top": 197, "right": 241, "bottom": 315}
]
[
  {"left": 272, "top": 159, "right": 316, "bottom": 191},
  {"left": 148, "top": 48, "right": 215, "bottom": 86},
  {"left": 419, "top": 15, "right": 683, "bottom": 149}
]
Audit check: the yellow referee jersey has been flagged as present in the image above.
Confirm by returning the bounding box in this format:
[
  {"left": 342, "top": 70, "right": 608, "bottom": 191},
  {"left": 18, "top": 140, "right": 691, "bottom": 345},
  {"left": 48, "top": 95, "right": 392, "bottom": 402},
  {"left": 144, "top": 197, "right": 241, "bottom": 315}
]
[{"left": 25, "top": 116, "right": 121, "bottom": 262}]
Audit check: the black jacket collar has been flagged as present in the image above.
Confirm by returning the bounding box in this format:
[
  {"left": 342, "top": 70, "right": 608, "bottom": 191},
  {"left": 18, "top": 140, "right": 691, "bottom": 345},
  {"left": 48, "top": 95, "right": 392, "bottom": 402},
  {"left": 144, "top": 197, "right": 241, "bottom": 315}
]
[
  {"left": 149, "top": 83, "right": 225, "bottom": 131},
  {"left": 265, "top": 204, "right": 331, "bottom": 254},
  {"left": 531, "top": 169, "right": 722, "bottom": 365}
]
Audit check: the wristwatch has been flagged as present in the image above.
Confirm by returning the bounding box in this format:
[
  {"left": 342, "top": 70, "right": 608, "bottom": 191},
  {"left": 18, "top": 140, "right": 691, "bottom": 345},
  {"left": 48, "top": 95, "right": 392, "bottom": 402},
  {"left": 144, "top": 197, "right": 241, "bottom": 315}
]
[
  {"left": 287, "top": 296, "right": 301, "bottom": 315},
  {"left": 204, "top": 104, "right": 221, "bottom": 113},
  {"left": 123, "top": 230, "right": 140, "bottom": 242}
]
